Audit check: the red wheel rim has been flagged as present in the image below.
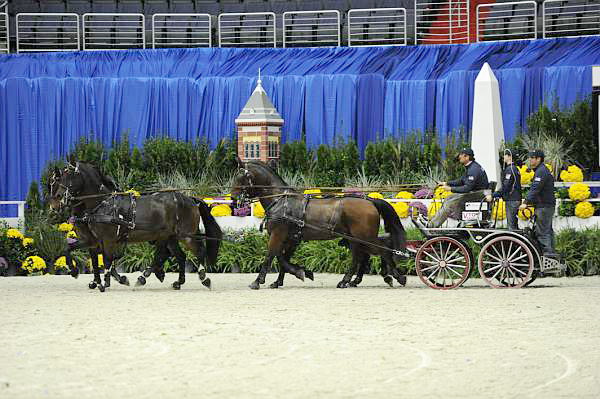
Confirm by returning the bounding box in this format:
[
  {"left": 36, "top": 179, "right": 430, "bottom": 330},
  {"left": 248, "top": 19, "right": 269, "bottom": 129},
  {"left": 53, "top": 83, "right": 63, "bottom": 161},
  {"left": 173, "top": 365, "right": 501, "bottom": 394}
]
[
  {"left": 416, "top": 237, "right": 471, "bottom": 290},
  {"left": 478, "top": 236, "right": 534, "bottom": 288}
]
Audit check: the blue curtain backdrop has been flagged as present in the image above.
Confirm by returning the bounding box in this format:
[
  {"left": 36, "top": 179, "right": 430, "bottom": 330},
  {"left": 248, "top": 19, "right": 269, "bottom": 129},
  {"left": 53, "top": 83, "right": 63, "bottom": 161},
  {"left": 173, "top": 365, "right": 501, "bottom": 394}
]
[{"left": 2, "top": 36, "right": 600, "bottom": 202}]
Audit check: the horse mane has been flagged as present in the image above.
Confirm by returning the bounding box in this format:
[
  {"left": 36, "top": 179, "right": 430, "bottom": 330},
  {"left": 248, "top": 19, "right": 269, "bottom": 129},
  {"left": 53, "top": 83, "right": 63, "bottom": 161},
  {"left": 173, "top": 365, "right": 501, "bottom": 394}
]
[
  {"left": 246, "top": 161, "right": 288, "bottom": 187},
  {"left": 77, "top": 163, "right": 120, "bottom": 192}
]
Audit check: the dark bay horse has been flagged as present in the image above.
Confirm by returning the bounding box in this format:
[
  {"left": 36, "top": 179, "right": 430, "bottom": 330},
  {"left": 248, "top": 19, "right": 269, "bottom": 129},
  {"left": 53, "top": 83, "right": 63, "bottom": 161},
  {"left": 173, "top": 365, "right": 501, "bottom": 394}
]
[
  {"left": 232, "top": 160, "right": 408, "bottom": 289},
  {"left": 48, "top": 162, "right": 221, "bottom": 291}
]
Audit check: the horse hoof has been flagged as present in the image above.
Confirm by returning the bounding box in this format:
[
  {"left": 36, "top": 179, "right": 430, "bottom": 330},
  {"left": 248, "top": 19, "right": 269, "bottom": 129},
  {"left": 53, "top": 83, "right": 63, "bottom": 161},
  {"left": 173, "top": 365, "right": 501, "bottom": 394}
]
[
  {"left": 155, "top": 271, "right": 165, "bottom": 283},
  {"left": 295, "top": 269, "right": 305, "bottom": 282},
  {"left": 88, "top": 281, "right": 97, "bottom": 289},
  {"left": 337, "top": 281, "right": 349, "bottom": 289},
  {"left": 98, "top": 284, "right": 105, "bottom": 293},
  {"left": 249, "top": 281, "right": 260, "bottom": 290},
  {"left": 384, "top": 276, "right": 394, "bottom": 287},
  {"left": 120, "top": 276, "right": 130, "bottom": 286},
  {"left": 105, "top": 280, "right": 111, "bottom": 289},
  {"left": 258, "top": 276, "right": 266, "bottom": 285},
  {"left": 397, "top": 275, "right": 407, "bottom": 287},
  {"left": 172, "top": 281, "right": 181, "bottom": 290},
  {"left": 136, "top": 276, "right": 146, "bottom": 286},
  {"left": 349, "top": 281, "right": 358, "bottom": 287},
  {"left": 202, "top": 278, "right": 211, "bottom": 290},
  {"left": 198, "top": 268, "right": 206, "bottom": 281},
  {"left": 70, "top": 270, "right": 79, "bottom": 279},
  {"left": 269, "top": 282, "right": 279, "bottom": 289},
  {"left": 305, "top": 270, "right": 314, "bottom": 281}
]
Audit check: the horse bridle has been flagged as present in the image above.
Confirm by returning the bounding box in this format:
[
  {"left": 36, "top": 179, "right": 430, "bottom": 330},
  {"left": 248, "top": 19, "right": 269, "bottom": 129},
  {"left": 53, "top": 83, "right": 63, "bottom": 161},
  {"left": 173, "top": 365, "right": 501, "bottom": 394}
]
[
  {"left": 236, "top": 167, "right": 254, "bottom": 206},
  {"left": 50, "top": 163, "right": 81, "bottom": 207}
]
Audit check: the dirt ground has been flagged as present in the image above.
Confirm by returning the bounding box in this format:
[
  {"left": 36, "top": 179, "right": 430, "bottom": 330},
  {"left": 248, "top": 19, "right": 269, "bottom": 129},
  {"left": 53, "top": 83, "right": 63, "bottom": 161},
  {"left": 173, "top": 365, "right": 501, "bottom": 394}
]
[{"left": 0, "top": 273, "right": 599, "bottom": 399}]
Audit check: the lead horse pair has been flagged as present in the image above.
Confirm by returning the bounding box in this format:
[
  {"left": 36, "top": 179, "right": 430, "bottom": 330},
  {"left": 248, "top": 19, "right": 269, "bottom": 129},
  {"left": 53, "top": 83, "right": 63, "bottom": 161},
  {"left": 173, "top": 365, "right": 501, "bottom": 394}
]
[{"left": 48, "top": 159, "right": 408, "bottom": 290}]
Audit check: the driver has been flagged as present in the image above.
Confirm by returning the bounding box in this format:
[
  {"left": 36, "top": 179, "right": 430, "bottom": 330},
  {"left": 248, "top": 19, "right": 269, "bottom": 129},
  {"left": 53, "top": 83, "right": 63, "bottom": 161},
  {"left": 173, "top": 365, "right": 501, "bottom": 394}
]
[
  {"left": 519, "top": 150, "right": 557, "bottom": 257},
  {"left": 427, "top": 148, "right": 489, "bottom": 228}
]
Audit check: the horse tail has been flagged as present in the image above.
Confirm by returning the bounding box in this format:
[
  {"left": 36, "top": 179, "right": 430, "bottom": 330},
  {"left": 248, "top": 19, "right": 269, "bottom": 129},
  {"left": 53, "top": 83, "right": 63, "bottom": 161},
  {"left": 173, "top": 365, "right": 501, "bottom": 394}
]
[
  {"left": 197, "top": 200, "right": 222, "bottom": 266},
  {"left": 370, "top": 198, "right": 407, "bottom": 261}
]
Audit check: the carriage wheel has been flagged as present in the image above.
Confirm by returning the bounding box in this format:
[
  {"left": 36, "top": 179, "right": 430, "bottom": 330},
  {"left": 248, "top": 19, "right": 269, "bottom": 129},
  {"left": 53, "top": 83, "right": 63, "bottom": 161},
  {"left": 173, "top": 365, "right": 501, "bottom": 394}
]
[
  {"left": 478, "top": 236, "right": 534, "bottom": 288},
  {"left": 415, "top": 237, "right": 472, "bottom": 290}
]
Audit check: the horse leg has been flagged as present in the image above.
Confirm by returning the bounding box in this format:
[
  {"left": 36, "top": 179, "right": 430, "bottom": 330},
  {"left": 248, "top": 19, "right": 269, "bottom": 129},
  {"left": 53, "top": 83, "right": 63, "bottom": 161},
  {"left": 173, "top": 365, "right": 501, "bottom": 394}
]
[
  {"left": 88, "top": 249, "right": 105, "bottom": 292},
  {"left": 136, "top": 242, "right": 169, "bottom": 286},
  {"left": 167, "top": 239, "right": 187, "bottom": 290},
  {"left": 270, "top": 244, "right": 300, "bottom": 289},
  {"left": 380, "top": 257, "right": 394, "bottom": 287},
  {"left": 350, "top": 256, "right": 371, "bottom": 287},
  {"left": 251, "top": 225, "right": 298, "bottom": 290},
  {"left": 181, "top": 237, "right": 211, "bottom": 290},
  {"left": 64, "top": 249, "right": 79, "bottom": 279},
  {"left": 107, "top": 257, "right": 129, "bottom": 286},
  {"left": 102, "top": 252, "right": 117, "bottom": 291},
  {"left": 385, "top": 253, "right": 407, "bottom": 286},
  {"left": 338, "top": 245, "right": 366, "bottom": 289}
]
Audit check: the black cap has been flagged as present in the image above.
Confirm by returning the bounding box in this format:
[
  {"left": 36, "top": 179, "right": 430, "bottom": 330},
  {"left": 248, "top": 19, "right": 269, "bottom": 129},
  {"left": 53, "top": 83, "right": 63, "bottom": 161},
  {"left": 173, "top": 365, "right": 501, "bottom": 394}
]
[
  {"left": 528, "top": 149, "right": 545, "bottom": 158},
  {"left": 459, "top": 148, "right": 474, "bottom": 157}
]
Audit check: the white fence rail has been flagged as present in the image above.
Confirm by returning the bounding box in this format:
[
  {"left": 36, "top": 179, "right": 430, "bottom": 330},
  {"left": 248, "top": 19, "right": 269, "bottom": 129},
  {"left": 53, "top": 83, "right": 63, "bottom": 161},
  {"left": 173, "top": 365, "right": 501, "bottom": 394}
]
[
  {"left": 283, "top": 10, "right": 340, "bottom": 47},
  {"left": 476, "top": 1, "right": 537, "bottom": 42},
  {"left": 415, "top": 0, "right": 470, "bottom": 45},
  {"left": 0, "top": 201, "right": 25, "bottom": 230},
  {"left": 0, "top": 9, "right": 7, "bottom": 53},
  {"left": 83, "top": 13, "right": 145, "bottom": 50},
  {"left": 16, "top": 13, "right": 80, "bottom": 52},
  {"left": 543, "top": 0, "right": 600, "bottom": 39},
  {"left": 218, "top": 12, "right": 276, "bottom": 47},
  {"left": 348, "top": 7, "right": 407, "bottom": 47},
  {"left": 152, "top": 13, "right": 211, "bottom": 48}
]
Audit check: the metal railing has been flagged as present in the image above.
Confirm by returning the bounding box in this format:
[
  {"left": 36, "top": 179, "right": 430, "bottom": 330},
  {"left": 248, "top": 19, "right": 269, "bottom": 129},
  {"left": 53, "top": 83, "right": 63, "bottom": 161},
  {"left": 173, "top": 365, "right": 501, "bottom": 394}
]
[
  {"left": 348, "top": 7, "right": 407, "bottom": 47},
  {"left": 152, "top": 13, "right": 211, "bottom": 48},
  {"left": 218, "top": 12, "right": 276, "bottom": 47},
  {"left": 282, "top": 10, "right": 340, "bottom": 47},
  {"left": 16, "top": 13, "right": 80, "bottom": 53},
  {"left": 543, "top": 0, "right": 600, "bottom": 39},
  {"left": 0, "top": 10, "right": 7, "bottom": 53},
  {"left": 415, "top": 0, "right": 470, "bottom": 44},
  {"left": 0, "top": 201, "right": 25, "bottom": 230},
  {"left": 476, "top": 1, "right": 537, "bottom": 42},
  {"left": 83, "top": 13, "right": 145, "bottom": 51}
]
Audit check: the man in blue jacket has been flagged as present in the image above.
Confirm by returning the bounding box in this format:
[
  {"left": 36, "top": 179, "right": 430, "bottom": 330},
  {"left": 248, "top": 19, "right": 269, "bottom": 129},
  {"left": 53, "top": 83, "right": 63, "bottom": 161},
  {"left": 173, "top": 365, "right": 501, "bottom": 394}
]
[
  {"left": 519, "top": 150, "right": 557, "bottom": 256},
  {"left": 428, "top": 148, "right": 489, "bottom": 227},
  {"left": 486, "top": 149, "right": 521, "bottom": 230}
]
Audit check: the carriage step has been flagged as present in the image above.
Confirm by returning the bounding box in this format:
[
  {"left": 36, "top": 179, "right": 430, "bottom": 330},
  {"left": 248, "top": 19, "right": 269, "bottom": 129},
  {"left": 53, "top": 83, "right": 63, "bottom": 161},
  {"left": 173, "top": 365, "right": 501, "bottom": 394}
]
[{"left": 540, "top": 256, "right": 567, "bottom": 274}]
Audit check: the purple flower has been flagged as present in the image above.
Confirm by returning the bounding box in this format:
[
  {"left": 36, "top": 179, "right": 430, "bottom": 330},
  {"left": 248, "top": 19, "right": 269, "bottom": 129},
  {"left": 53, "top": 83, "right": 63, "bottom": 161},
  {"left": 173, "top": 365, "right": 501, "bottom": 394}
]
[
  {"left": 67, "top": 237, "right": 78, "bottom": 245},
  {"left": 0, "top": 257, "right": 7, "bottom": 269},
  {"left": 408, "top": 201, "right": 427, "bottom": 217},
  {"left": 234, "top": 205, "right": 251, "bottom": 217},
  {"left": 414, "top": 188, "right": 433, "bottom": 199},
  {"left": 68, "top": 216, "right": 76, "bottom": 224}
]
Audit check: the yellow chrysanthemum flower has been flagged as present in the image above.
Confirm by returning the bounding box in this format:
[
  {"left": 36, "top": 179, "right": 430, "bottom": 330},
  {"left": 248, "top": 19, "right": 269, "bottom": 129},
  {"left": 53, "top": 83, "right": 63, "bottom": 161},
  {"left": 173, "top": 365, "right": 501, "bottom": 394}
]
[
  {"left": 568, "top": 183, "right": 590, "bottom": 201},
  {"left": 367, "top": 192, "right": 384, "bottom": 199},
  {"left": 428, "top": 201, "right": 443, "bottom": 219},
  {"left": 575, "top": 201, "right": 595, "bottom": 219},
  {"left": 252, "top": 201, "right": 265, "bottom": 218},
  {"left": 395, "top": 191, "right": 414, "bottom": 199},
  {"left": 58, "top": 223, "right": 74, "bottom": 232},
  {"left": 6, "top": 228, "right": 24, "bottom": 240},
  {"left": 392, "top": 201, "right": 409, "bottom": 218},
  {"left": 492, "top": 199, "right": 506, "bottom": 220},
  {"left": 54, "top": 256, "right": 76, "bottom": 269},
  {"left": 210, "top": 204, "right": 232, "bottom": 217},
  {"left": 519, "top": 165, "right": 534, "bottom": 185},
  {"left": 518, "top": 206, "right": 534, "bottom": 220},
  {"left": 434, "top": 187, "right": 452, "bottom": 200},
  {"left": 66, "top": 231, "right": 77, "bottom": 239},
  {"left": 125, "top": 189, "right": 141, "bottom": 197},
  {"left": 22, "top": 237, "right": 34, "bottom": 247},
  {"left": 22, "top": 256, "right": 46, "bottom": 274},
  {"left": 303, "top": 189, "right": 321, "bottom": 195},
  {"left": 560, "top": 165, "right": 584, "bottom": 183},
  {"left": 545, "top": 163, "right": 554, "bottom": 176},
  {"left": 203, "top": 197, "right": 214, "bottom": 204}
]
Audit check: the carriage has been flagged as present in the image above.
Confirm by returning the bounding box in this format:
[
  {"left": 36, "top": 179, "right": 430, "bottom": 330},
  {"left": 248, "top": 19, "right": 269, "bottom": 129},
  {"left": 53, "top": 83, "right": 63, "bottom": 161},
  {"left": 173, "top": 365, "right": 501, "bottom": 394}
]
[{"left": 406, "top": 198, "right": 567, "bottom": 290}]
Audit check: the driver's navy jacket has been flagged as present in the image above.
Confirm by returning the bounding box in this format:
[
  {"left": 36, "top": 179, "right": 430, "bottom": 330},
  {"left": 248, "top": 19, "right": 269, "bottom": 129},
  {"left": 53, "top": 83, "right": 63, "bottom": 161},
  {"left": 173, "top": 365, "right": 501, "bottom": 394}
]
[
  {"left": 525, "top": 163, "right": 556, "bottom": 208},
  {"left": 492, "top": 163, "right": 521, "bottom": 202},
  {"left": 448, "top": 161, "right": 489, "bottom": 193}
]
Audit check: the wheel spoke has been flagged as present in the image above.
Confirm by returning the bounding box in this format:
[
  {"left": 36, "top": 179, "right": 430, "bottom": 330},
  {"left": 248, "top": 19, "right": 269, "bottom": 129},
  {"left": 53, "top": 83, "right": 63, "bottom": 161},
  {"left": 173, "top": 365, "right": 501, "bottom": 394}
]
[
  {"left": 509, "top": 265, "right": 527, "bottom": 276},
  {"left": 509, "top": 253, "right": 528, "bottom": 263},
  {"left": 420, "top": 264, "right": 439, "bottom": 272},
  {"left": 484, "top": 252, "right": 503, "bottom": 262},
  {"left": 490, "top": 266, "right": 503, "bottom": 280},
  {"left": 445, "top": 247, "right": 460, "bottom": 262},
  {"left": 427, "top": 267, "right": 441, "bottom": 281},
  {"left": 501, "top": 241, "right": 507, "bottom": 260},
  {"left": 447, "top": 266, "right": 463, "bottom": 278},
  {"left": 444, "top": 263, "right": 466, "bottom": 269},
  {"left": 445, "top": 255, "right": 465, "bottom": 264},
  {"left": 419, "top": 259, "right": 438, "bottom": 266},
  {"left": 491, "top": 244, "right": 503, "bottom": 260},
  {"left": 484, "top": 264, "right": 502, "bottom": 273},
  {"left": 424, "top": 249, "right": 440, "bottom": 262}
]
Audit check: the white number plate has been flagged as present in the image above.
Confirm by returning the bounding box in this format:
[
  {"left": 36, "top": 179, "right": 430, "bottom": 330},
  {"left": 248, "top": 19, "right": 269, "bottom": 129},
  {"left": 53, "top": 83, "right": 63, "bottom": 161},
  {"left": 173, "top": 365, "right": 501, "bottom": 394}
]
[{"left": 462, "top": 211, "right": 482, "bottom": 221}]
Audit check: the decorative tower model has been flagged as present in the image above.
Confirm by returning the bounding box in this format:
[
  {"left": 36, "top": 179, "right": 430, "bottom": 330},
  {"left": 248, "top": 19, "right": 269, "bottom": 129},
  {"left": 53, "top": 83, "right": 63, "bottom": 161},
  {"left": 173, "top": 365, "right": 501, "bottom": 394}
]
[{"left": 235, "top": 70, "right": 283, "bottom": 163}]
